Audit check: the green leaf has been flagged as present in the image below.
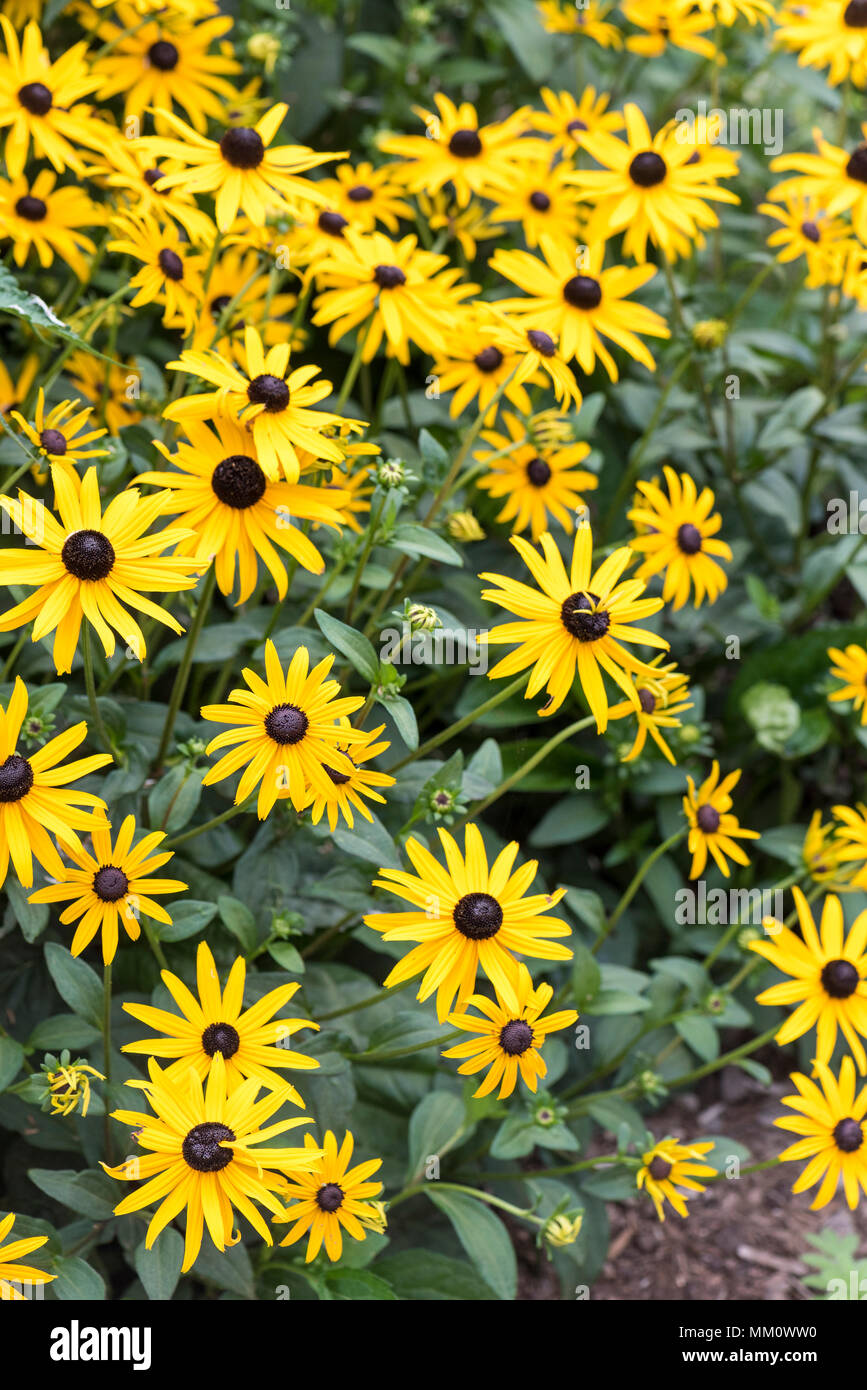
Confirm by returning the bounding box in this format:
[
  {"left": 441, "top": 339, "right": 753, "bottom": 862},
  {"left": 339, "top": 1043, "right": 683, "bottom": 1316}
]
[
  {"left": 192, "top": 1238, "right": 256, "bottom": 1298},
  {"left": 44, "top": 944, "right": 103, "bottom": 1030},
  {"left": 332, "top": 811, "right": 402, "bottom": 869},
  {"left": 581, "top": 989, "right": 650, "bottom": 1016},
  {"left": 0, "top": 1037, "right": 25, "bottom": 1090},
  {"left": 52, "top": 1256, "right": 106, "bottom": 1301},
  {"left": 675, "top": 1016, "right": 719, "bottom": 1062},
  {"left": 571, "top": 940, "right": 602, "bottom": 1008},
  {"left": 5, "top": 876, "right": 49, "bottom": 942},
  {"left": 529, "top": 795, "right": 609, "bottom": 846},
  {"left": 391, "top": 524, "right": 463, "bottom": 566},
  {"left": 28, "top": 1015, "right": 101, "bottom": 1051},
  {"left": 650, "top": 956, "right": 709, "bottom": 996},
  {"left": 148, "top": 766, "right": 205, "bottom": 835},
  {"left": 0, "top": 263, "right": 121, "bottom": 366},
  {"left": 268, "top": 941, "right": 305, "bottom": 974},
  {"left": 28, "top": 1168, "right": 117, "bottom": 1221},
  {"left": 373, "top": 1249, "right": 495, "bottom": 1299},
  {"left": 376, "top": 692, "right": 418, "bottom": 750},
  {"left": 427, "top": 1188, "right": 517, "bottom": 1301},
  {"left": 154, "top": 899, "right": 217, "bottom": 943},
  {"left": 135, "top": 1229, "right": 184, "bottom": 1301},
  {"left": 407, "top": 1091, "right": 466, "bottom": 1180},
  {"left": 564, "top": 887, "right": 607, "bottom": 938},
  {"left": 217, "top": 895, "right": 259, "bottom": 954},
  {"left": 324, "top": 1268, "right": 397, "bottom": 1300},
  {"left": 314, "top": 609, "right": 380, "bottom": 682},
  {"left": 362, "top": 1012, "right": 441, "bottom": 1062}
]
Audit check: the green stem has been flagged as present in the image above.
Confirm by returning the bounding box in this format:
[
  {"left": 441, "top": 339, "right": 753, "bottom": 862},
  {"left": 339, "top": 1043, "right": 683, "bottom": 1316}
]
[
  {"left": 315, "top": 978, "right": 413, "bottom": 1022},
  {"left": 592, "top": 828, "right": 686, "bottom": 955},
  {"left": 153, "top": 567, "right": 216, "bottom": 773},
  {"left": 336, "top": 320, "right": 373, "bottom": 411},
  {"left": 82, "top": 624, "right": 115, "bottom": 759},
  {"left": 103, "top": 962, "right": 113, "bottom": 1164},
  {"left": 0, "top": 631, "right": 27, "bottom": 682},
  {"left": 386, "top": 674, "right": 527, "bottom": 773},
  {"left": 343, "top": 491, "right": 386, "bottom": 624},
  {"left": 455, "top": 715, "right": 595, "bottom": 828},
  {"left": 162, "top": 797, "right": 249, "bottom": 851}
]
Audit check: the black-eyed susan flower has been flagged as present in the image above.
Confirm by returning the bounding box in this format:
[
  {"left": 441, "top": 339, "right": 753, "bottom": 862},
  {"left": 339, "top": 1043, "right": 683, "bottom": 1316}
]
[
  {"left": 776, "top": 0, "right": 867, "bottom": 86},
  {"left": 758, "top": 195, "right": 849, "bottom": 289},
  {"left": 103, "top": 1054, "right": 320, "bottom": 1272},
  {"left": 135, "top": 417, "right": 349, "bottom": 606},
  {"left": 312, "top": 227, "right": 472, "bottom": 364},
  {"left": 312, "top": 160, "right": 413, "bottom": 233},
  {"left": 770, "top": 125, "right": 867, "bottom": 246},
  {"left": 750, "top": 887, "right": 867, "bottom": 1074},
  {"left": 532, "top": 86, "right": 625, "bottom": 158},
  {"left": 637, "top": 1138, "right": 716, "bottom": 1220},
  {"left": 28, "top": 814, "right": 185, "bottom": 965},
  {"left": 107, "top": 212, "right": 205, "bottom": 335},
  {"left": 379, "top": 93, "right": 531, "bottom": 207},
  {"left": 481, "top": 524, "right": 668, "bottom": 725},
  {"left": 121, "top": 939, "right": 319, "bottom": 1094},
  {"left": 10, "top": 390, "right": 108, "bottom": 470},
  {"left": 365, "top": 823, "right": 571, "bottom": 1021},
  {"left": 696, "top": 0, "right": 774, "bottom": 22},
  {"left": 474, "top": 410, "right": 596, "bottom": 540},
  {"left": 443, "top": 963, "right": 578, "bottom": 1098},
  {"left": 802, "top": 810, "right": 857, "bottom": 888},
  {"left": 0, "top": 677, "right": 110, "bottom": 891},
  {"left": 536, "top": 0, "right": 622, "bottom": 46},
  {"left": 274, "top": 1129, "right": 384, "bottom": 1263},
  {"left": 91, "top": 2, "right": 241, "bottom": 134},
  {"left": 0, "top": 1213, "right": 55, "bottom": 1300},
  {"left": 776, "top": 1056, "right": 867, "bottom": 1209},
  {"left": 492, "top": 234, "right": 669, "bottom": 380},
  {"left": 623, "top": 0, "right": 718, "bottom": 57},
  {"left": 414, "top": 188, "right": 502, "bottom": 261},
  {"left": 135, "top": 101, "right": 344, "bottom": 231},
  {"left": 570, "top": 103, "right": 739, "bottom": 264},
  {"left": 830, "top": 804, "right": 867, "bottom": 887},
  {"left": 487, "top": 158, "right": 584, "bottom": 250},
  {"left": 430, "top": 308, "right": 537, "bottom": 424},
  {"left": 302, "top": 720, "right": 394, "bottom": 831},
  {"left": 477, "top": 312, "right": 583, "bottom": 410},
  {"left": 683, "top": 761, "right": 760, "bottom": 879},
  {"left": 0, "top": 170, "right": 103, "bottom": 282},
  {"left": 607, "top": 657, "right": 693, "bottom": 765},
  {"left": 201, "top": 639, "right": 368, "bottom": 818},
  {"left": 828, "top": 644, "right": 867, "bottom": 725},
  {"left": 627, "top": 466, "right": 732, "bottom": 610},
  {"left": 0, "top": 18, "right": 105, "bottom": 178},
  {"left": 0, "top": 465, "right": 206, "bottom": 673},
  {"left": 164, "top": 325, "right": 353, "bottom": 482},
  {"left": 100, "top": 141, "right": 217, "bottom": 245}
]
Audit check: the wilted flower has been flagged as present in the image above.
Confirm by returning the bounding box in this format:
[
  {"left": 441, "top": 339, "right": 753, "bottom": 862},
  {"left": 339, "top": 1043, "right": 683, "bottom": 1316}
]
[{"left": 40, "top": 1053, "right": 104, "bottom": 1118}]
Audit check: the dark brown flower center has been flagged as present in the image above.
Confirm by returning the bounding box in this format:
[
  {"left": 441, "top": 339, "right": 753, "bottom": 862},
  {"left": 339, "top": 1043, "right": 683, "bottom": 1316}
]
[
  {"left": 527, "top": 328, "right": 556, "bottom": 357},
  {"left": 148, "top": 39, "right": 180, "bottom": 70},
  {"left": 821, "top": 958, "right": 860, "bottom": 999},
  {"left": 448, "top": 128, "right": 482, "bottom": 158},
  {"left": 500, "top": 1019, "right": 534, "bottom": 1055},
  {"left": 0, "top": 754, "right": 33, "bottom": 803},
  {"left": 452, "top": 891, "right": 503, "bottom": 940},
  {"left": 845, "top": 0, "right": 867, "bottom": 27},
  {"left": 265, "top": 703, "right": 309, "bottom": 745},
  {"left": 61, "top": 529, "right": 115, "bottom": 581},
  {"left": 696, "top": 803, "right": 720, "bottom": 833},
  {"left": 560, "top": 591, "right": 609, "bottom": 641},
  {"left": 316, "top": 1182, "right": 344, "bottom": 1212},
  {"left": 347, "top": 183, "right": 373, "bottom": 201},
  {"left": 220, "top": 126, "right": 265, "bottom": 169},
  {"left": 93, "top": 865, "right": 129, "bottom": 902},
  {"left": 801, "top": 220, "right": 820, "bottom": 243},
  {"left": 201, "top": 1021, "right": 241, "bottom": 1058},
  {"left": 529, "top": 190, "right": 551, "bottom": 211},
  {"left": 144, "top": 167, "right": 166, "bottom": 188},
  {"left": 247, "top": 373, "right": 290, "bottom": 412},
  {"left": 685, "top": 151, "right": 700, "bottom": 166},
  {"left": 18, "top": 82, "right": 52, "bottom": 115},
  {"left": 677, "top": 522, "right": 703, "bottom": 555},
  {"left": 157, "top": 247, "right": 184, "bottom": 281},
  {"left": 847, "top": 144, "right": 867, "bottom": 183},
  {"left": 40, "top": 428, "right": 67, "bottom": 455},
  {"left": 638, "top": 687, "right": 656, "bottom": 714},
  {"left": 474, "top": 346, "right": 503, "bottom": 373},
  {"left": 211, "top": 454, "right": 267, "bottom": 509},
  {"left": 182, "top": 1120, "right": 235, "bottom": 1172},
  {"left": 834, "top": 1117, "right": 863, "bottom": 1152},
  {"left": 15, "top": 194, "right": 46, "bottom": 221},
  {"left": 629, "top": 150, "right": 667, "bottom": 187},
  {"left": 648, "top": 1155, "right": 672, "bottom": 1181},
  {"left": 563, "top": 275, "right": 602, "bottom": 310},
  {"left": 373, "top": 263, "right": 406, "bottom": 289},
  {"left": 326, "top": 764, "right": 352, "bottom": 785},
  {"left": 526, "top": 457, "right": 551, "bottom": 487},
  {"left": 318, "top": 210, "right": 348, "bottom": 236},
  {"left": 567, "top": 118, "right": 587, "bottom": 135}
]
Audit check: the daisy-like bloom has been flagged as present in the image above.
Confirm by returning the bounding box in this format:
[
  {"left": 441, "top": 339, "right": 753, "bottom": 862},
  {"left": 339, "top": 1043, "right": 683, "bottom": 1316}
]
[
  {"left": 828, "top": 643, "right": 867, "bottom": 725},
  {"left": 164, "top": 325, "right": 353, "bottom": 482},
  {"left": 695, "top": 0, "right": 774, "bottom": 22},
  {"left": 121, "top": 939, "right": 319, "bottom": 1094},
  {"left": 107, "top": 212, "right": 204, "bottom": 335},
  {"left": 623, "top": 0, "right": 719, "bottom": 58},
  {"left": 775, "top": 1055, "right": 867, "bottom": 1209},
  {"left": 0, "top": 677, "right": 110, "bottom": 891},
  {"left": 365, "top": 823, "right": 572, "bottom": 1022},
  {"left": 64, "top": 352, "right": 143, "bottom": 435},
  {"left": 532, "top": 86, "right": 625, "bottom": 159},
  {"left": 570, "top": 103, "right": 739, "bottom": 264},
  {"left": 378, "top": 93, "right": 531, "bottom": 208},
  {"left": 776, "top": 0, "right": 867, "bottom": 87},
  {"left": 607, "top": 657, "right": 693, "bottom": 766},
  {"left": 303, "top": 719, "right": 394, "bottom": 832},
  {"left": 310, "top": 160, "right": 413, "bottom": 234},
  {"left": 758, "top": 194, "right": 849, "bottom": 289},
  {"left": 0, "top": 170, "right": 102, "bottom": 281},
  {"left": 637, "top": 1139, "right": 716, "bottom": 1221},
  {"left": 474, "top": 410, "right": 596, "bottom": 540},
  {"left": 627, "top": 466, "right": 732, "bottom": 610},
  {"left": 134, "top": 101, "right": 344, "bottom": 231},
  {"left": 188, "top": 246, "right": 297, "bottom": 352},
  {"left": 492, "top": 235, "right": 669, "bottom": 381},
  {"left": 443, "top": 963, "right": 578, "bottom": 1099},
  {"left": 28, "top": 814, "right": 185, "bottom": 965},
  {"left": 535, "top": 0, "right": 622, "bottom": 47},
  {"left": 0, "top": 18, "right": 105, "bottom": 178},
  {"left": 11, "top": 389, "right": 108, "bottom": 471},
  {"left": 135, "top": 417, "right": 349, "bottom": 606},
  {"left": 103, "top": 1054, "right": 320, "bottom": 1272},
  {"left": 802, "top": 810, "right": 859, "bottom": 888},
  {"left": 487, "top": 159, "right": 584, "bottom": 250},
  {"left": 99, "top": 142, "right": 217, "bottom": 244},
  {"left": 91, "top": 2, "right": 241, "bottom": 134},
  {"left": 312, "top": 227, "right": 473, "bottom": 366},
  {"left": 414, "top": 189, "right": 502, "bottom": 262},
  {"left": 0, "top": 353, "right": 38, "bottom": 415},
  {"left": 0, "top": 464, "right": 206, "bottom": 674},
  {"left": 831, "top": 804, "right": 867, "bottom": 887},
  {"left": 429, "top": 308, "right": 537, "bottom": 424},
  {"left": 750, "top": 888, "right": 867, "bottom": 1074},
  {"left": 0, "top": 1213, "right": 55, "bottom": 1301},
  {"left": 840, "top": 242, "right": 867, "bottom": 309},
  {"left": 201, "top": 640, "right": 368, "bottom": 819},
  {"left": 770, "top": 125, "right": 867, "bottom": 246},
  {"left": 477, "top": 314, "right": 582, "bottom": 410},
  {"left": 683, "top": 761, "right": 760, "bottom": 879},
  {"left": 274, "top": 1130, "right": 384, "bottom": 1263},
  {"left": 481, "top": 525, "right": 668, "bottom": 726}
]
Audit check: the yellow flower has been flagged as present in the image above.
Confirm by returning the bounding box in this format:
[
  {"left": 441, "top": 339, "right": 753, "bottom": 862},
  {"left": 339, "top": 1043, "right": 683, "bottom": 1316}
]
[
  {"left": 770, "top": 124, "right": 867, "bottom": 246},
  {"left": 447, "top": 509, "right": 485, "bottom": 541},
  {"left": 188, "top": 244, "right": 298, "bottom": 352},
  {"left": 637, "top": 1138, "right": 716, "bottom": 1220},
  {"left": 627, "top": 466, "right": 732, "bottom": 609},
  {"left": 487, "top": 157, "right": 584, "bottom": 250},
  {"left": 0, "top": 18, "right": 106, "bottom": 178},
  {"left": 775, "top": 1056, "right": 867, "bottom": 1209},
  {"left": 414, "top": 188, "right": 502, "bottom": 261},
  {"left": 379, "top": 93, "right": 532, "bottom": 207},
  {"left": 309, "top": 160, "right": 414, "bottom": 234},
  {"left": 828, "top": 643, "right": 867, "bottom": 724},
  {"left": 776, "top": 0, "right": 867, "bottom": 86},
  {"left": 302, "top": 720, "right": 394, "bottom": 832},
  {"left": 11, "top": 389, "right": 108, "bottom": 469},
  {"left": 107, "top": 211, "right": 206, "bottom": 334},
  {"left": 759, "top": 195, "right": 849, "bottom": 288},
  {"left": 683, "top": 761, "right": 760, "bottom": 878},
  {"left": 607, "top": 657, "right": 693, "bottom": 765},
  {"left": 692, "top": 319, "right": 729, "bottom": 349},
  {"left": 274, "top": 1130, "right": 384, "bottom": 1263},
  {"left": 98, "top": 141, "right": 217, "bottom": 244},
  {"left": 45, "top": 1060, "right": 104, "bottom": 1118},
  {"left": 0, "top": 353, "right": 38, "bottom": 415},
  {"left": 0, "top": 1213, "right": 55, "bottom": 1300},
  {"left": 430, "top": 307, "right": 539, "bottom": 424},
  {"left": 536, "top": 0, "right": 622, "bottom": 47},
  {"left": 474, "top": 409, "right": 596, "bottom": 540},
  {"left": 64, "top": 352, "right": 143, "bottom": 435},
  {"left": 532, "top": 86, "right": 625, "bottom": 158},
  {"left": 831, "top": 803, "right": 867, "bottom": 886},
  {"left": 803, "top": 810, "right": 857, "bottom": 887},
  {"left": 0, "top": 169, "right": 103, "bottom": 280},
  {"left": 623, "top": 0, "right": 719, "bottom": 58}
]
